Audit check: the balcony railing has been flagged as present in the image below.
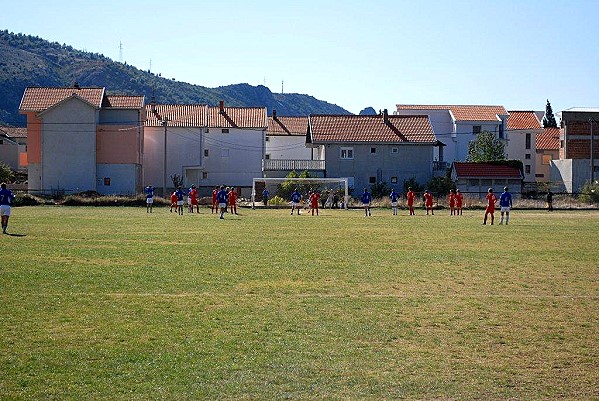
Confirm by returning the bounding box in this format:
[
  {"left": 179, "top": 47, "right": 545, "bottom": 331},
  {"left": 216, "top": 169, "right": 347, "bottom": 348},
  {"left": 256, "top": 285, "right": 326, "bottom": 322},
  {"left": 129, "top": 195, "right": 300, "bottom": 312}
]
[
  {"left": 263, "top": 159, "right": 326, "bottom": 171},
  {"left": 433, "top": 161, "right": 450, "bottom": 171}
]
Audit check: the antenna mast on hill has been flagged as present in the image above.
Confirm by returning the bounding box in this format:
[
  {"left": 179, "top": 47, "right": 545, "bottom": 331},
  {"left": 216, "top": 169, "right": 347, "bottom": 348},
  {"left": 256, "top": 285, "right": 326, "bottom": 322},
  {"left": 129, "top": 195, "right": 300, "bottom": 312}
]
[
  {"left": 119, "top": 41, "right": 123, "bottom": 63},
  {"left": 281, "top": 80, "right": 284, "bottom": 94}
]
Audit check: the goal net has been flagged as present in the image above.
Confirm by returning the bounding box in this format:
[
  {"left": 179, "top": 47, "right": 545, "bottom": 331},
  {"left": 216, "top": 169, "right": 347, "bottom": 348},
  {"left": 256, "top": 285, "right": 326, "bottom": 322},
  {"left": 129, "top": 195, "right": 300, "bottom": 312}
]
[{"left": 252, "top": 177, "right": 349, "bottom": 209}]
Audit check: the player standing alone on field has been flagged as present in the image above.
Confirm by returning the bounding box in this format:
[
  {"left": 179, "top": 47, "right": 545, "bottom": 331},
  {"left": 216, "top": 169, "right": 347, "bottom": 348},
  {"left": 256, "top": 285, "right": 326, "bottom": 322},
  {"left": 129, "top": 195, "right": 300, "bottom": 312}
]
[
  {"left": 217, "top": 185, "right": 228, "bottom": 219},
  {"left": 174, "top": 186, "right": 186, "bottom": 216},
  {"left": 0, "top": 183, "right": 16, "bottom": 234},
  {"left": 228, "top": 187, "right": 238, "bottom": 214},
  {"left": 546, "top": 190, "right": 553, "bottom": 212},
  {"left": 448, "top": 189, "right": 456, "bottom": 216},
  {"left": 262, "top": 188, "right": 269, "bottom": 207},
  {"left": 361, "top": 188, "right": 372, "bottom": 217},
  {"left": 406, "top": 187, "right": 416, "bottom": 216},
  {"left": 455, "top": 189, "right": 464, "bottom": 215},
  {"left": 309, "top": 190, "right": 321, "bottom": 216},
  {"left": 483, "top": 188, "right": 498, "bottom": 225},
  {"left": 499, "top": 187, "right": 513, "bottom": 225},
  {"left": 390, "top": 188, "right": 400, "bottom": 216},
  {"left": 424, "top": 190, "right": 434, "bottom": 215},
  {"left": 144, "top": 185, "right": 155, "bottom": 213},
  {"left": 290, "top": 188, "right": 302, "bottom": 215},
  {"left": 188, "top": 185, "right": 199, "bottom": 213}
]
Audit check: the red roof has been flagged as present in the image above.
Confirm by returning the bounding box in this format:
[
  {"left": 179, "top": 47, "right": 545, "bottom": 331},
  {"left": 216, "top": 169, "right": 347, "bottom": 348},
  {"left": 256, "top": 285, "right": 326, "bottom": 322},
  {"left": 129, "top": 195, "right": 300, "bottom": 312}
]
[
  {"left": 453, "top": 162, "right": 523, "bottom": 179},
  {"left": 507, "top": 111, "right": 541, "bottom": 130},
  {"left": 207, "top": 106, "right": 267, "bottom": 129},
  {"left": 397, "top": 104, "right": 508, "bottom": 121},
  {"left": 20, "top": 87, "right": 105, "bottom": 112},
  {"left": 309, "top": 114, "right": 435, "bottom": 143},
  {"left": 536, "top": 127, "right": 561, "bottom": 150},
  {"left": 0, "top": 126, "right": 27, "bottom": 138},
  {"left": 102, "top": 95, "right": 145, "bottom": 109},
  {"left": 145, "top": 104, "right": 208, "bottom": 127},
  {"left": 267, "top": 116, "right": 308, "bottom": 136}
]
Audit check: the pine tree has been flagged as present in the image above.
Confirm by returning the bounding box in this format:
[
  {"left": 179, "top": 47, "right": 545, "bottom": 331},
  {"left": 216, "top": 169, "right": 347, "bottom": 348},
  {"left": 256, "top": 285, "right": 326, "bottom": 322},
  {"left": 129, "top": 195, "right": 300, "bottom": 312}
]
[
  {"left": 466, "top": 131, "right": 506, "bottom": 162},
  {"left": 542, "top": 99, "right": 558, "bottom": 128}
]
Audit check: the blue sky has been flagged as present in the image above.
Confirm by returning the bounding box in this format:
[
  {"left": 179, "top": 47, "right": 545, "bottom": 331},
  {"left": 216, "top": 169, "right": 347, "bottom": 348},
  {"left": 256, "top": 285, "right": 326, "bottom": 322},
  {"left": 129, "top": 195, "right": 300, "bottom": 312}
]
[{"left": 3, "top": 0, "right": 598, "bottom": 115}]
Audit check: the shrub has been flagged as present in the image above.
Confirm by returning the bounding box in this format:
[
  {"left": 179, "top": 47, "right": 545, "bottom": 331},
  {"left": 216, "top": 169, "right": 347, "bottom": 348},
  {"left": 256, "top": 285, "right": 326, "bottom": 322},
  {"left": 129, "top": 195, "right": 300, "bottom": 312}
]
[
  {"left": 403, "top": 177, "right": 424, "bottom": 194},
  {"left": 370, "top": 182, "right": 391, "bottom": 199},
  {"left": 268, "top": 195, "right": 287, "bottom": 206},
  {"left": 579, "top": 181, "right": 599, "bottom": 204},
  {"left": 0, "top": 162, "right": 14, "bottom": 183}
]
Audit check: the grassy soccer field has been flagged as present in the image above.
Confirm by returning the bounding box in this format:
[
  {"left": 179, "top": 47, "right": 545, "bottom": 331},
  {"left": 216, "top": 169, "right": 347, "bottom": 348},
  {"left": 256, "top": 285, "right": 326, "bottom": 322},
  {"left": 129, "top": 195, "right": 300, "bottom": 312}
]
[{"left": 1, "top": 206, "right": 598, "bottom": 400}]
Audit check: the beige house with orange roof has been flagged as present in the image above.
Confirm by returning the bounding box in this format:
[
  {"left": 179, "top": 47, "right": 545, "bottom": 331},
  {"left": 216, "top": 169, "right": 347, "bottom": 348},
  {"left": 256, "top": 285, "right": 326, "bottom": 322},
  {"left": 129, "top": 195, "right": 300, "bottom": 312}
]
[
  {"left": 144, "top": 101, "right": 267, "bottom": 195},
  {"left": 307, "top": 110, "right": 438, "bottom": 191},
  {"left": 535, "top": 127, "right": 560, "bottom": 183},
  {"left": 0, "top": 126, "right": 27, "bottom": 171},
  {"left": 506, "top": 111, "right": 542, "bottom": 184},
  {"left": 19, "top": 86, "right": 145, "bottom": 195},
  {"left": 395, "top": 105, "right": 509, "bottom": 167}
]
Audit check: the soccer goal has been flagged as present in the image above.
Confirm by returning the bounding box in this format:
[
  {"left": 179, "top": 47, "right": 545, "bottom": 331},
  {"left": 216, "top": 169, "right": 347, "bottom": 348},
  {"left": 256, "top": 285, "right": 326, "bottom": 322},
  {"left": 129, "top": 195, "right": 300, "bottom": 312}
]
[{"left": 252, "top": 177, "right": 349, "bottom": 209}]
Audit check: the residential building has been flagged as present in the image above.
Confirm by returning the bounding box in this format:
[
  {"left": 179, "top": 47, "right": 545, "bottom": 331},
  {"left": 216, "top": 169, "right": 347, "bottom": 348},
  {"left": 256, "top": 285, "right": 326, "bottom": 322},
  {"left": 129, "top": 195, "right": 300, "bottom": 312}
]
[
  {"left": 506, "top": 111, "right": 542, "bottom": 184},
  {"left": 535, "top": 127, "right": 560, "bottom": 183},
  {"left": 19, "top": 86, "right": 145, "bottom": 195},
  {"left": 307, "top": 110, "right": 438, "bottom": 192},
  {"left": 264, "top": 112, "right": 321, "bottom": 177},
  {"left": 395, "top": 104, "right": 509, "bottom": 165},
  {"left": 552, "top": 108, "right": 599, "bottom": 192},
  {"left": 451, "top": 162, "right": 523, "bottom": 198},
  {"left": 144, "top": 101, "right": 267, "bottom": 195},
  {"left": 0, "top": 126, "right": 27, "bottom": 171}
]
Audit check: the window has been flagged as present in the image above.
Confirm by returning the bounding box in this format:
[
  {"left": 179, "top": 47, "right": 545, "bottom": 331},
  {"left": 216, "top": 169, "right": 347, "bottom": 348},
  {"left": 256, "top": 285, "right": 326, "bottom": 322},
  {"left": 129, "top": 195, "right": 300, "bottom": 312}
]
[
  {"left": 438, "top": 145, "right": 444, "bottom": 162},
  {"left": 265, "top": 154, "right": 270, "bottom": 160},
  {"left": 204, "top": 149, "right": 209, "bottom": 157},
  {"left": 391, "top": 176, "right": 398, "bottom": 184},
  {"left": 204, "top": 128, "right": 209, "bottom": 133},
  {"left": 536, "top": 173, "right": 545, "bottom": 178},
  {"left": 340, "top": 147, "right": 354, "bottom": 159},
  {"left": 542, "top": 154, "right": 552, "bottom": 165},
  {"left": 103, "top": 177, "right": 111, "bottom": 186},
  {"left": 525, "top": 165, "right": 531, "bottom": 174},
  {"left": 499, "top": 123, "right": 505, "bottom": 139},
  {"left": 202, "top": 172, "right": 208, "bottom": 179},
  {"left": 222, "top": 129, "right": 229, "bottom": 133},
  {"left": 265, "top": 136, "right": 270, "bottom": 141},
  {"left": 369, "top": 176, "right": 376, "bottom": 184},
  {"left": 473, "top": 125, "right": 482, "bottom": 134},
  {"left": 221, "top": 149, "right": 230, "bottom": 157},
  {"left": 560, "top": 140, "right": 564, "bottom": 148},
  {"left": 525, "top": 153, "right": 531, "bottom": 159},
  {"left": 370, "top": 147, "right": 377, "bottom": 154},
  {"left": 525, "top": 133, "right": 531, "bottom": 149},
  {"left": 391, "top": 147, "right": 398, "bottom": 154}
]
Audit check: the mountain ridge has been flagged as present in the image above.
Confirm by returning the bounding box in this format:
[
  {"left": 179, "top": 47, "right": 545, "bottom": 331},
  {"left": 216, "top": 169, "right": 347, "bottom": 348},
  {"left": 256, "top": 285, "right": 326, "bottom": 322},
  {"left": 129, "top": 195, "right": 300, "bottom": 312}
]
[{"left": 0, "top": 30, "right": 351, "bottom": 126}]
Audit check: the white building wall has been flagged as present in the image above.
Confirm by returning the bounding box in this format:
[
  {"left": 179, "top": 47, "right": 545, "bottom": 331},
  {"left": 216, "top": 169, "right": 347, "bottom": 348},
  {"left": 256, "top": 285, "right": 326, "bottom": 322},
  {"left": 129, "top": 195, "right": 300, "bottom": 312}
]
[
  {"left": 266, "top": 135, "right": 311, "bottom": 160},
  {"left": 41, "top": 98, "right": 98, "bottom": 193},
  {"left": 96, "top": 164, "right": 139, "bottom": 195},
  {"left": 506, "top": 129, "right": 539, "bottom": 183}
]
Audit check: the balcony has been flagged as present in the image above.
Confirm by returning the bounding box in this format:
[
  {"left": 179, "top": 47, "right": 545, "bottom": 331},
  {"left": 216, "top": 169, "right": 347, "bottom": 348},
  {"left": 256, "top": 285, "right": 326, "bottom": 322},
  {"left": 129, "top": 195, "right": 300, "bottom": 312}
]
[
  {"left": 433, "top": 161, "right": 450, "bottom": 171},
  {"left": 263, "top": 159, "right": 325, "bottom": 171}
]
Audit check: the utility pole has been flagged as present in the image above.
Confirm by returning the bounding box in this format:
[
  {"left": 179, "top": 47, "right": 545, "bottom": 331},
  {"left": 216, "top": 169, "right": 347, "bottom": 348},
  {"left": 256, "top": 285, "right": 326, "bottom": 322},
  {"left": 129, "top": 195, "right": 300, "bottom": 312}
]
[
  {"left": 162, "top": 117, "right": 168, "bottom": 196},
  {"left": 591, "top": 118, "right": 596, "bottom": 183}
]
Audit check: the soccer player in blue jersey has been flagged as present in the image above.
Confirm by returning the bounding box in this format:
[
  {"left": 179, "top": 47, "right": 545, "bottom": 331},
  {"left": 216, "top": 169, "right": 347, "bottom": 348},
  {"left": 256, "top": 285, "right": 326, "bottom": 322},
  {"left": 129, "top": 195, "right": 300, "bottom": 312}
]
[
  {"left": 144, "top": 185, "right": 155, "bottom": 213},
  {"left": 0, "top": 183, "right": 16, "bottom": 234},
  {"left": 361, "top": 188, "right": 372, "bottom": 217},
  {"left": 499, "top": 186, "right": 513, "bottom": 225},
  {"left": 390, "top": 188, "right": 400, "bottom": 216},
  {"left": 174, "top": 186, "right": 186, "bottom": 216},
  {"left": 290, "top": 189, "right": 302, "bottom": 215},
  {"left": 216, "top": 185, "right": 228, "bottom": 219}
]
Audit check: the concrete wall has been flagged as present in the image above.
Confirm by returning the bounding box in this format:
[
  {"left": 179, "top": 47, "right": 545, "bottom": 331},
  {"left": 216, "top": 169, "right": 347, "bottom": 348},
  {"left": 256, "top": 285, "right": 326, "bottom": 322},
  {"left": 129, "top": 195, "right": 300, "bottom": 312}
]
[
  {"left": 323, "top": 143, "right": 434, "bottom": 193},
  {"left": 454, "top": 178, "right": 522, "bottom": 199},
  {"left": 0, "top": 140, "right": 19, "bottom": 169},
  {"left": 551, "top": 158, "right": 596, "bottom": 193},
  {"left": 96, "top": 164, "right": 141, "bottom": 195},
  {"left": 265, "top": 135, "right": 311, "bottom": 160},
  {"left": 40, "top": 98, "right": 98, "bottom": 193}
]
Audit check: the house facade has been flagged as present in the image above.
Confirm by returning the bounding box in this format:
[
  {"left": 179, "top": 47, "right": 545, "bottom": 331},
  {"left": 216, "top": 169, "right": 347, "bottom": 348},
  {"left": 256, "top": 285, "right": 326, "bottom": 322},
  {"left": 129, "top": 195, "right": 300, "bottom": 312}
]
[
  {"left": 143, "top": 101, "right": 267, "bottom": 195},
  {"left": 551, "top": 108, "right": 599, "bottom": 192},
  {"left": 451, "top": 162, "right": 523, "bottom": 198},
  {"left": 535, "top": 127, "right": 560, "bottom": 183},
  {"left": 307, "top": 111, "right": 438, "bottom": 192},
  {"left": 395, "top": 105, "right": 509, "bottom": 167},
  {"left": 0, "top": 126, "right": 27, "bottom": 171},
  {"left": 19, "top": 86, "right": 145, "bottom": 195},
  {"left": 506, "top": 111, "right": 541, "bottom": 184}
]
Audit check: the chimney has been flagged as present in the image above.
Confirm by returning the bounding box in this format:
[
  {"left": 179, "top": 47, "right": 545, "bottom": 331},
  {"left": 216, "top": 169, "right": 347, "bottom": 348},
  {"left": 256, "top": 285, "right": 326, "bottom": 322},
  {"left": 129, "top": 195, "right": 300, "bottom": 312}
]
[
  {"left": 383, "top": 109, "right": 389, "bottom": 122},
  {"left": 272, "top": 109, "right": 277, "bottom": 119},
  {"left": 219, "top": 100, "right": 224, "bottom": 113},
  {"left": 73, "top": 81, "right": 80, "bottom": 89}
]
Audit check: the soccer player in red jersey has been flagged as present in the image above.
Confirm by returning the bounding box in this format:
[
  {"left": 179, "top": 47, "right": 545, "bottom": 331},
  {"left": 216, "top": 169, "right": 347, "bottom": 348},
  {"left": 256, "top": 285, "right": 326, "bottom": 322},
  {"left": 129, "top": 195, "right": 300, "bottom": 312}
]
[
  {"left": 170, "top": 191, "right": 178, "bottom": 213},
  {"left": 424, "top": 190, "right": 434, "bottom": 215},
  {"left": 483, "top": 188, "right": 498, "bottom": 225},
  {"left": 406, "top": 187, "right": 416, "bottom": 216},
  {"left": 448, "top": 189, "right": 456, "bottom": 216},
  {"left": 188, "top": 185, "right": 199, "bottom": 213},
  {"left": 309, "top": 190, "right": 321, "bottom": 216},
  {"left": 228, "top": 187, "right": 238, "bottom": 214},
  {"left": 211, "top": 186, "right": 218, "bottom": 214},
  {"left": 455, "top": 189, "right": 464, "bottom": 215}
]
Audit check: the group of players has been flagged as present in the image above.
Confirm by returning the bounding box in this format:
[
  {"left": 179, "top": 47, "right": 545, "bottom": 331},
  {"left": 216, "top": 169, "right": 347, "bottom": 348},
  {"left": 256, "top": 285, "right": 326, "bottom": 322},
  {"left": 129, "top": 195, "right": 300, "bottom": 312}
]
[{"left": 144, "top": 183, "right": 514, "bottom": 225}]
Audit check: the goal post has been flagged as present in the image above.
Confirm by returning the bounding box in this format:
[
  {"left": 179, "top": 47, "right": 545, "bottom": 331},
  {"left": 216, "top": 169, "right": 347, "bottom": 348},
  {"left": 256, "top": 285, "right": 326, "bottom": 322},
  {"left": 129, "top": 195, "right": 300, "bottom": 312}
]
[{"left": 252, "top": 177, "right": 349, "bottom": 209}]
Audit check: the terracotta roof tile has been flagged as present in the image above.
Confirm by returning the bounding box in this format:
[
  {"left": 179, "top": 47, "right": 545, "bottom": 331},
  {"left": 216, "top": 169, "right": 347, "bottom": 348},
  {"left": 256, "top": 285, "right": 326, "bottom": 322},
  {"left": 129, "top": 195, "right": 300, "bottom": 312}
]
[
  {"left": 144, "top": 104, "right": 208, "bottom": 127},
  {"left": 0, "top": 126, "right": 27, "bottom": 138},
  {"left": 453, "top": 162, "right": 523, "bottom": 178},
  {"left": 536, "top": 127, "right": 561, "bottom": 150},
  {"left": 397, "top": 104, "right": 508, "bottom": 121},
  {"left": 507, "top": 111, "right": 541, "bottom": 130},
  {"left": 267, "top": 116, "right": 308, "bottom": 136},
  {"left": 102, "top": 95, "right": 145, "bottom": 109},
  {"left": 309, "top": 114, "right": 436, "bottom": 143},
  {"left": 20, "top": 87, "right": 105, "bottom": 112},
  {"left": 207, "top": 106, "right": 267, "bottom": 129}
]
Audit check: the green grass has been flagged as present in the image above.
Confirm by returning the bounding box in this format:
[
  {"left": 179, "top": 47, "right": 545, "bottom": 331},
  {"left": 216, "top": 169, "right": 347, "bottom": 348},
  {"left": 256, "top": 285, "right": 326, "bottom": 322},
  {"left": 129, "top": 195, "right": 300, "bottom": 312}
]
[{"left": 1, "top": 206, "right": 598, "bottom": 400}]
